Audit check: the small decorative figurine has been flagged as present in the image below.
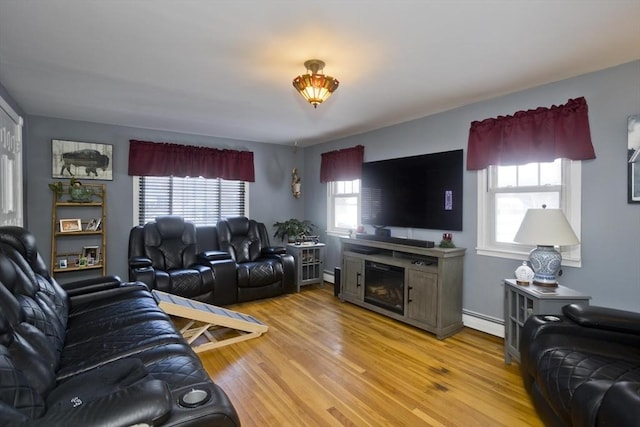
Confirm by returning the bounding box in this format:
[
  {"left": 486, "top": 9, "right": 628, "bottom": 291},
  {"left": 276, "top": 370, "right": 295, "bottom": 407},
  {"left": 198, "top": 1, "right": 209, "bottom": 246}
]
[
  {"left": 291, "top": 168, "right": 301, "bottom": 198},
  {"left": 515, "top": 261, "right": 535, "bottom": 286}
]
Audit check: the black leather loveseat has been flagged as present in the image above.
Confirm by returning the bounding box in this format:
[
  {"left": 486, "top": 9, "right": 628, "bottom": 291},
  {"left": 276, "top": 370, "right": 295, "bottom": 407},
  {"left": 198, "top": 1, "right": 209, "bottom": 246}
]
[
  {"left": 129, "top": 216, "right": 295, "bottom": 306},
  {"left": 0, "top": 226, "right": 240, "bottom": 426},
  {"left": 128, "top": 216, "right": 238, "bottom": 305},
  {"left": 520, "top": 303, "right": 640, "bottom": 427}
]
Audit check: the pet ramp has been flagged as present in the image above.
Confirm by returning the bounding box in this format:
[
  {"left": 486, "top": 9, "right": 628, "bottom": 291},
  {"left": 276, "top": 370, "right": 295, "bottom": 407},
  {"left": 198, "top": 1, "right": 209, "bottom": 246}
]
[{"left": 153, "top": 290, "right": 268, "bottom": 353}]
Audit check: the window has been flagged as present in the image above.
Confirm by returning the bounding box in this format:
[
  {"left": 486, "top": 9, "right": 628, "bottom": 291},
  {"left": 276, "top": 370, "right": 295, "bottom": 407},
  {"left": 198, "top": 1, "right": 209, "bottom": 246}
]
[
  {"left": 134, "top": 176, "right": 247, "bottom": 226},
  {"left": 477, "top": 159, "right": 581, "bottom": 266},
  {"left": 327, "top": 179, "right": 360, "bottom": 234}
]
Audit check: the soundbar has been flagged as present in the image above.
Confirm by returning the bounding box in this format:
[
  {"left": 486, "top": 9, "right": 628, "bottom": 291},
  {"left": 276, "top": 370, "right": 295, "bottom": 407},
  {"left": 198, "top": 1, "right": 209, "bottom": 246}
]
[{"left": 356, "top": 234, "right": 435, "bottom": 248}]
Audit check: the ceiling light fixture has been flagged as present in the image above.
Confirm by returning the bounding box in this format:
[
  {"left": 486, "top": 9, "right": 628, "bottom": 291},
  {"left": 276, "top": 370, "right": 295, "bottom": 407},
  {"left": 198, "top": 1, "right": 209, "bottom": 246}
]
[{"left": 292, "top": 59, "right": 339, "bottom": 108}]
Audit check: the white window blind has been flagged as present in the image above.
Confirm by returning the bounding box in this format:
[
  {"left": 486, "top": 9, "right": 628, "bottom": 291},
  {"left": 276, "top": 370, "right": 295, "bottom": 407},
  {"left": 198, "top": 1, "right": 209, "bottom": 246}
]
[{"left": 137, "top": 176, "right": 246, "bottom": 226}]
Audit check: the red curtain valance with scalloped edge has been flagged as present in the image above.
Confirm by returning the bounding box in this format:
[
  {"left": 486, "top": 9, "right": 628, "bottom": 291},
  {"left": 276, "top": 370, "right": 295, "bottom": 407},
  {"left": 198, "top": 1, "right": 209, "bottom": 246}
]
[
  {"left": 128, "top": 140, "right": 255, "bottom": 182},
  {"left": 320, "top": 145, "right": 365, "bottom": 183},
  {"left": 466, "top": 97, "right": 596, "bottom": 170}
]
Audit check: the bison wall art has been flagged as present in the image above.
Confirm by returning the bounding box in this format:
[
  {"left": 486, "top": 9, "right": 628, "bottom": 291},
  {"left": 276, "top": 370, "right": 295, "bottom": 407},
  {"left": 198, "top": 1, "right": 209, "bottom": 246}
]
[{"left": 52, "top": 139, "right": 113, "bottom": 180}]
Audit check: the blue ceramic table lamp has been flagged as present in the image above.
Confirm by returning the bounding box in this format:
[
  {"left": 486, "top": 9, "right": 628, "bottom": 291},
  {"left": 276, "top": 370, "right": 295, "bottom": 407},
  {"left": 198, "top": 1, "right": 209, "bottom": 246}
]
[{"left": 514, "top": 206, "right": 579, "bottom": 287}]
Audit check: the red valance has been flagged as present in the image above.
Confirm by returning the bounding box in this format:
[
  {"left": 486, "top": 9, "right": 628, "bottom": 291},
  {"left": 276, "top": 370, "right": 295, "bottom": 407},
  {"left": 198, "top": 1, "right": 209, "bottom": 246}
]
[
  {"left": 467, "top": 97, "right": 596, "bottom": 170},
  {"left": 128, "top": 140, "right": 255, "bottom": 182},
  {"left": 320, "top": 145, "right": 365, "bottom": 183}
]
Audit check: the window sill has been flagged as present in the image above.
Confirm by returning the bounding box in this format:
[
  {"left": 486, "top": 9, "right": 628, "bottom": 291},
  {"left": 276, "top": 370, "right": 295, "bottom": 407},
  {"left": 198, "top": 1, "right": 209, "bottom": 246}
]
[
  {"left": 476, "top": 247, "right": 582, "bottom": 268},
  {"left": 326, "top": 230, "right": 351, "bottom": 239}
]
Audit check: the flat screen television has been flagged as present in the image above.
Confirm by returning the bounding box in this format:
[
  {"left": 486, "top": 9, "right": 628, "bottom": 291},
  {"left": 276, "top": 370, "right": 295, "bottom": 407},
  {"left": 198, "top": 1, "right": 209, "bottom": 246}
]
[{"left": 361, "top": 149, "right": 463, "bottom": 231}]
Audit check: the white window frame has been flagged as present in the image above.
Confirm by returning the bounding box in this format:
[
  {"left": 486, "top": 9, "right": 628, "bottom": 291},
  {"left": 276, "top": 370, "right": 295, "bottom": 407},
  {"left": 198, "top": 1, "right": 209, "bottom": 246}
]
[
  {"left": 476, "top": 160, "right": 581, "bottom": 267},
  {"left": 327, "top": 179, "right": 360, "bottom": 235},
  {"left": 133, "top": 176, "right": 249, "bottom": 226},
  {"left": 0, "top": 95, "right": 23, "bottom": 227}
]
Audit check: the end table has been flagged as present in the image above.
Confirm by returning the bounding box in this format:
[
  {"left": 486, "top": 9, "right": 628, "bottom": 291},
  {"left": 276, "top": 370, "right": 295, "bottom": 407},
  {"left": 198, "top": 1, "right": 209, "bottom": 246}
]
[
  {"left": 286, "top": 242, "right": 326, "bottom": 292},
  {"left": 503, "top": 278, "right": 590, "bottom": 364}
]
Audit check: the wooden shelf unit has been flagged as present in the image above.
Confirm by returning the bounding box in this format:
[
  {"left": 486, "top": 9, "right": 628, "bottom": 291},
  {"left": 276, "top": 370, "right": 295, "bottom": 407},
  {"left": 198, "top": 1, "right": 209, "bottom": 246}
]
[
  {"left": 339, "top": 237, "right": 465, "bottom": 339},
  {"left": 50, "top": 183, "right": 106, "bottom": 279}
]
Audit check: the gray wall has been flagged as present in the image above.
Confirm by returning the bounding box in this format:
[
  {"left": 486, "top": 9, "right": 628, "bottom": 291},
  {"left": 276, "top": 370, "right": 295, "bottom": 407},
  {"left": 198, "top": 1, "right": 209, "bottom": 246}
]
[
  {"left": 4, "top": 60, "right": 639, "bottom": 322},
  {"left": 25, "top": 117, "right": 304, "bottom": 280},
  {"left": 304, "top": 60, "right": 640, "bottom": 319}
]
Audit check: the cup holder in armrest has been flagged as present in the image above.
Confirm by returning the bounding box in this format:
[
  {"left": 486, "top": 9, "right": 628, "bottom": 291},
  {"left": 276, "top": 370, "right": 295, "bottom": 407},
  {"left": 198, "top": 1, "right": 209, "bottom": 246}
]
[
  {"left": 542, "top": 315, "right": 561, "bottom": 322},
  {"left": 178, "top": 388, "right": 211, "bottom": 408}
]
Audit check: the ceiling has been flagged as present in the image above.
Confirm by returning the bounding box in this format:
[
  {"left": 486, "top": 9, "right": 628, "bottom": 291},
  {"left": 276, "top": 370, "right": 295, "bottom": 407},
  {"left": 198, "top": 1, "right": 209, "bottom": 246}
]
[{"left": 1, "top": 1, "right": 639, "bottom": 147}]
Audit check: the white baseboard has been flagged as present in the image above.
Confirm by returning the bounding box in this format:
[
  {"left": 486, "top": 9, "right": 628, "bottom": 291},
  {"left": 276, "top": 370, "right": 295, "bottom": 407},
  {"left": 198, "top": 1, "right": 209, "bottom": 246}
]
[
  {"left": 325, "top": 272, "right": 504, "bottom": 338},
  {"left": 462, "top": 310, "right": 504, "bottom": 338}
]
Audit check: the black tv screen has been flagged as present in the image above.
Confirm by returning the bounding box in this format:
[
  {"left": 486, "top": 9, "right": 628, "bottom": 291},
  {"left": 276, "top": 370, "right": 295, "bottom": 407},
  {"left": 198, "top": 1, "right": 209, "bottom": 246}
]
[{"left": 361, "top": 149, "right": 463, "bottom": 231}]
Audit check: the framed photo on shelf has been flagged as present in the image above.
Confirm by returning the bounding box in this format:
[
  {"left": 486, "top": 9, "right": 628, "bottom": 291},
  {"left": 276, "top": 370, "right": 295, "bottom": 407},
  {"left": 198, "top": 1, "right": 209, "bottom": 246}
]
[
  {"left": 59, "top": 218, "right": 82, "bottom": 233},
  {"left": 82, "top": 246, "right": 99, "bottom": 263},
  {"left": 78, "top": 257, "right": 87, "bottom": 267},
  {"left": 51, "top": 139, "right": 113, "bottom": 181},
  {"left": 58, "top": 259, "right": 67, "bottom": 269},
  {"left": 85, "top": 218, "right": 101, "bottom": 231}
]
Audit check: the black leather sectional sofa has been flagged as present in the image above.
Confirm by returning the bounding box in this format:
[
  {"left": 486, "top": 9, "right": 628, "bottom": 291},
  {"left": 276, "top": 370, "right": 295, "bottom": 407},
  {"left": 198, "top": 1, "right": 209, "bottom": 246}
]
[
  {"left": 520, "top": 303, "right": 640, "bottom": 427},
  {"left": 128, "top": 216, "right": 295, "bottom": 306},
  {"left": 0, "top": 226, "right": 240, "bottom": 426}
]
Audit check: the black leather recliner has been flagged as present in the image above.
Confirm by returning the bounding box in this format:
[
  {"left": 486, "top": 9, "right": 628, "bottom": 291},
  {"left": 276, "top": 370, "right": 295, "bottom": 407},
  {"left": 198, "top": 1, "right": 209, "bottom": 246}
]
[
  {"left": 215, "top": 217, "right": 295, "bottom": 303},
  {"left": 520, "top": 303, "right": 640, "bottom": 427},
  {"left": 128, "top": 216, "right": 236, "bottom": 304},
  {"left": 0, "top": 225, "right": 240, "bottom": 426}
]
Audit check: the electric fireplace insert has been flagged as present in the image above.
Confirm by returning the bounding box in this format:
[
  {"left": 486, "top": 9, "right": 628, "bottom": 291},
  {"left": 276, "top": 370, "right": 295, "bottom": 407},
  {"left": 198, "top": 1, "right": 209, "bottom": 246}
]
[{"left": 364, "top": 260, "right": 404, "bottom": 315}]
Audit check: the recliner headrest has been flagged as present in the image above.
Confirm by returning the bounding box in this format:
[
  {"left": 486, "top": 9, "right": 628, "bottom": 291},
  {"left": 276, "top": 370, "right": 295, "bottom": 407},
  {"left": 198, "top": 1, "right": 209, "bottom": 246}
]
[
  {"left": 223, "top": 217, "right": 250, "bottom": 235},
  {"left": 0, "top": 227, "right": 49, "bottom": 277},
  {"left": 154, "top": 216, "right": 187, "bottom": 239}
]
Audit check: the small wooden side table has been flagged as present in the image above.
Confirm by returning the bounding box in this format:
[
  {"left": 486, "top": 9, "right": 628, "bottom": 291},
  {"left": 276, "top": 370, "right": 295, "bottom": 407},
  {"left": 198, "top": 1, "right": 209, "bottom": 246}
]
[
  {"left": 286, "top": 243, "right": 326, "bottom": 292},
  {"left": 503, "top": 278, "right": 590, "bottom": 364}
]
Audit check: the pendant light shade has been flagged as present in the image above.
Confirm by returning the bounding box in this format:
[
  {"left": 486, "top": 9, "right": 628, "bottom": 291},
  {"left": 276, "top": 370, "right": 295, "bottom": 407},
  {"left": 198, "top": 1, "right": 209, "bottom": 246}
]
[{"left": 292, "top": 60, "right": 339, "bottom": 108}]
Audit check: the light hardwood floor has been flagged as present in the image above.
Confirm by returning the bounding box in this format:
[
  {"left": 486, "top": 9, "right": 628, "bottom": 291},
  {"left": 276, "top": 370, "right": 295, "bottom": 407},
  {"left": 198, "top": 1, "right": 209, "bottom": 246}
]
[{"left": 198, "top": 284, "right": 543, "bottom": 427}]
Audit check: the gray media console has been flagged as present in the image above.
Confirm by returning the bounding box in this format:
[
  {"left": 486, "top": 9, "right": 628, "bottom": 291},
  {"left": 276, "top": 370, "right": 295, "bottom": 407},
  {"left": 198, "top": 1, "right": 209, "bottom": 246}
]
[{"left": 339, "top": 237, "right": 465, "bottom": 339}]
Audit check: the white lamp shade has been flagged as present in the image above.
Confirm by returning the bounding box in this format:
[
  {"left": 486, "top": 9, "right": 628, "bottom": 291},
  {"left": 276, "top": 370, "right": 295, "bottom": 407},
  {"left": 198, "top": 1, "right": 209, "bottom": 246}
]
[{"left": 514, "top": 208, "right": 579, "bottom": 246}]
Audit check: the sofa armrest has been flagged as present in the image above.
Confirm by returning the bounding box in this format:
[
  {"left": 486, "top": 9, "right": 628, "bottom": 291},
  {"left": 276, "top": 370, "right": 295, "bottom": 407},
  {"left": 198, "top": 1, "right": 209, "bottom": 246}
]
[
  {"left": 69, "top": 282, "right": 150, "bottom": 307},
  {"left": 202, "top": 258, "right": 238, "bottom": 306},
  {"left": 36, "top": 379, "right": 171, "bottom": 426},
  {"left": 520, "top": 309, "right": 640, "bottom": 382},
  {"left": 261, "top": 246, "right": 286, "bottom": 256},
  {"left": 198, "top": 250, "right": 231, "bottom": 262},
  {"left": 129, "top": 256, "right": 153, "bottom": 269},
  {"left": 38, "top": 357, "right": 172, "bottom": 426},
  {"left": 279, "top": 253, "right": 296, "bottom": 293},
  {"left": 563, "top": 304, "right": 640, "bottom": 335},
  {"left": 128, "top": 256, "right": 156, "bottom": 289},
  {"left": 62, "top": 275, "right": 123, "bottom": 297}
]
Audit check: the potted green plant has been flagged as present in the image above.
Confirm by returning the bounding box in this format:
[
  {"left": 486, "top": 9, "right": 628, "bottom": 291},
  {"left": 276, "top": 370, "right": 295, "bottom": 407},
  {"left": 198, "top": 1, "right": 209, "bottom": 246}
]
[
  {"left": 68, "top": 177, "right": 94, "bottom": 202},
  {"left": 48, "top": 177, "right": 95, "bottom": 202},
  {"left": 272, "top": 219, "right": 315, "bottom": 243}
]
